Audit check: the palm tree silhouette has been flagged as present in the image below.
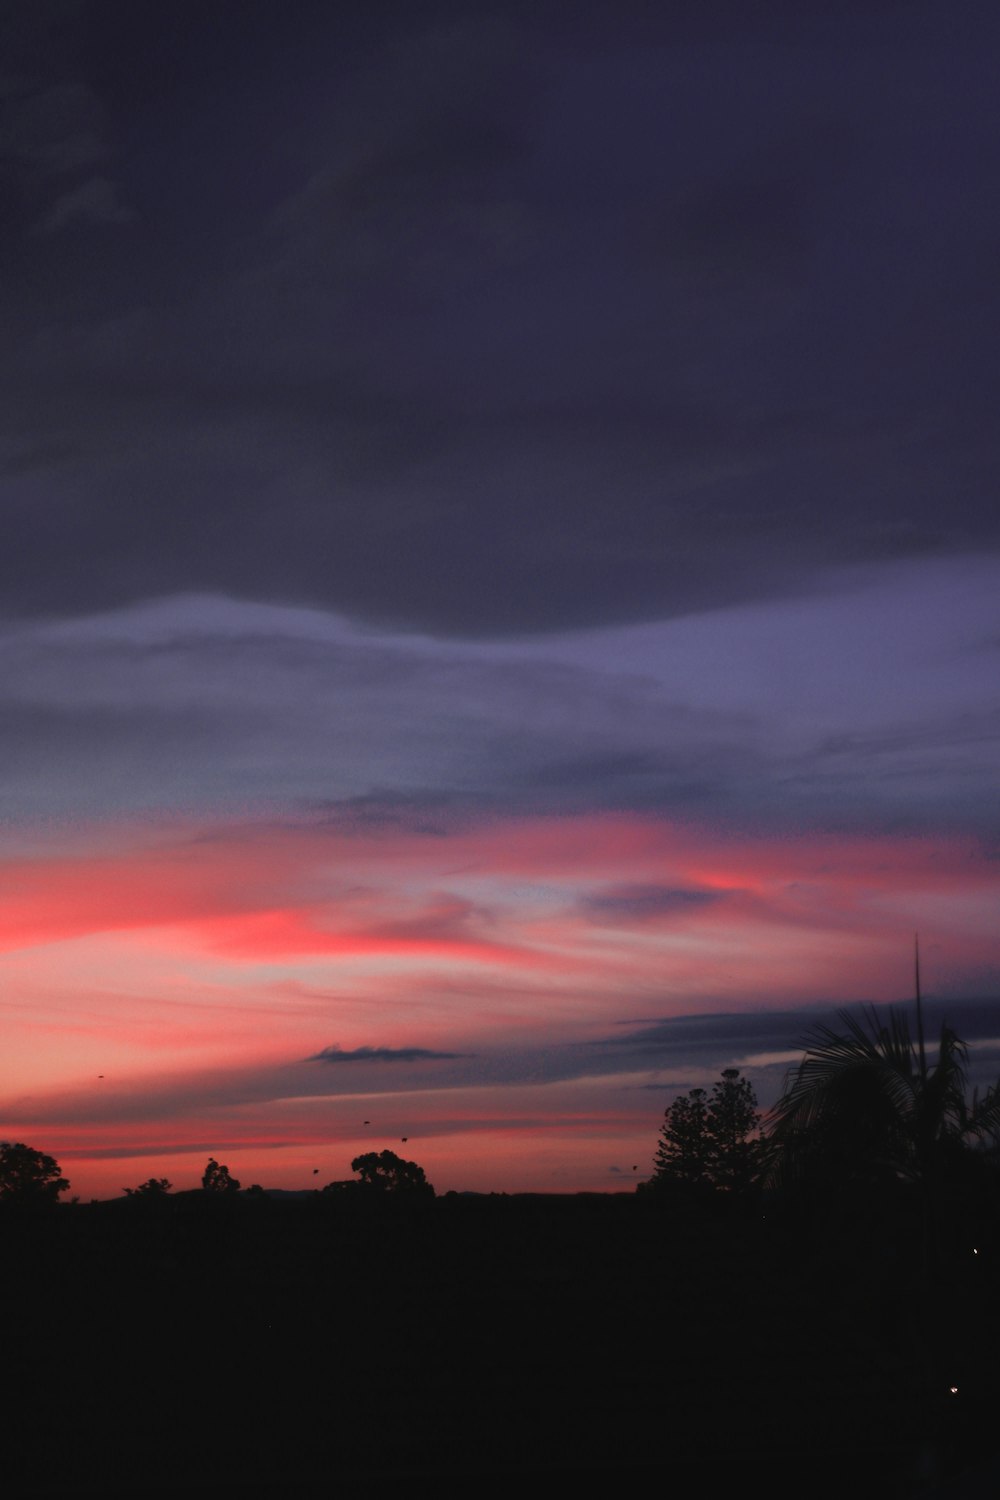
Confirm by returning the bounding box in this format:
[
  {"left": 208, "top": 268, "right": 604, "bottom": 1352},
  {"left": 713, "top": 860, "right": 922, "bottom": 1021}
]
[
  {"left": 767, "top": 945, "right": 1000, "bottom": 1195},
  {"left": 765, "top": 945, "right": 1000, "bottom": 1475},
  {"left": 765, "top": 939, "right": 1000, "bottom": 1339}
]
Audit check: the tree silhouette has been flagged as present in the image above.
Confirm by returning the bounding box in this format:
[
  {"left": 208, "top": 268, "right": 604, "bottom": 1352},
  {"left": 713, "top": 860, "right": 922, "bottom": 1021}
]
[
  {"left": 708, "top": 1068, "right": 761, "bottom": 1190},
  {"left": 0, "top": 1141, "right": 70, "bottom": 1204},
  {"left": 653, "top": 1087, "right": 711, "bottom": 1186},
  {"left": 202, "top": 1158, "right": 241, "bottom": 1193},
  {"left": 651, "top": 1070, "right": 760, "bottom": 1191},
  {"left": 124, "top": 1177, "right": 172, "bottom": 1197},
  {"left": 349, "top": 1149, "right": 434, "bottom": 1196}
]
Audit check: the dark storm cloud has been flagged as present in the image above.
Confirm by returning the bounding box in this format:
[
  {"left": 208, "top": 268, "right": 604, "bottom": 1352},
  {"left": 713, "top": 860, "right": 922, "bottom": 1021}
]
[
  {"left": 7, "top": 991, "right": 1000, "bottom": 1138},
  {"left": 1, "top": 2, "right": 999, "bottom": 631},
  {"left": 308, "top": 1045, "right": 469, "bottom": 1064},
  {"left": 580, "top": 884, "right": 724, "bottom": 923},
  {"left": 606, "top": 996, "right": 1000, "bottom": 1077},
  {"left": 0, "top": 79, "right": 106, "bottom": 179},
  {"left": 511, "top": 740, "right": 761, "bottom": 819},
  {"left": 0, "top": 559, "right": 997, "bottom": 833},
  {"left": 36, "top": 174, "right": 133, "bottom": 232},
  {"left": 582, "top": 999, "right": 1000, "bottom": 1113},
  {"left": 599, "top": 1008, "right": 824, "bottom": 1068},
  {"left": 0, "top": 27, "right": 132, "bottom": 240}
]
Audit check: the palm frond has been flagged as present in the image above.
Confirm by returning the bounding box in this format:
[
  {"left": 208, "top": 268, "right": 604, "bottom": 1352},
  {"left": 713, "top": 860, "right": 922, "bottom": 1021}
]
[
  {"left": 763, "top": 994, "right": 1000, "bottom": 1194},
  {"left": 770, "top": 1005, "right": 918, "bottom": 1139},
  {"left": 917, "top": 1024, "right": 970, "bottom": 1140},
  {"left": 962, "top": 1080, "right": 1000, "bottom": 1142}
]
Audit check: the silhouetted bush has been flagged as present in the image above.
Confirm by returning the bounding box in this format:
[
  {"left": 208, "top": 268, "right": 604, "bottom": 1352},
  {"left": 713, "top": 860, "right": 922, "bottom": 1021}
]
[{"left": 0, "top": 1141, "right": 70, "bottom": 1205}]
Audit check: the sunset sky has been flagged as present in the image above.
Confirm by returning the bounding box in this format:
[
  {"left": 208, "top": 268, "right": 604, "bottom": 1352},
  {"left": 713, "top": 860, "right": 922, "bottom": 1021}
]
[{"left": 2, "top": 1, "right": 999, "bottom": 1198}]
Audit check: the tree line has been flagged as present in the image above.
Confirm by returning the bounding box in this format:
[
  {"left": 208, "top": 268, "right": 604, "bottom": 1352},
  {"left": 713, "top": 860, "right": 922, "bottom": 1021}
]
[
  {"left": 4, "top": 1002, "right": 1000, "bottom": 1209},
  {"left": 646, "top": 1000, "right": 1000, "bottom": 1207},
  {"left": 0, "top": 1142, "right": 434, "bottom": 1205}
]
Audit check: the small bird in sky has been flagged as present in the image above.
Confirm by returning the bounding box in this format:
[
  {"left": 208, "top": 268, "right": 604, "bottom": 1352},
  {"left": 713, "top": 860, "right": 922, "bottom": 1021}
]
[
  {"left": 363, "top": 1120, "right": 370, "bottom": 1125},
  {"left": 313, "top": 1169, "right": 319, "bottom": 1175}
]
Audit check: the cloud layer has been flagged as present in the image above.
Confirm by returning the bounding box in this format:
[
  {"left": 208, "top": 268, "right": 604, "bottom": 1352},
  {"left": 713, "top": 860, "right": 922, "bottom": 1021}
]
[
  {"left": 1, "top": 4, "right": 999, "bottom": 630},
  {"left": 1, "top": 5, "right": 999, "bottom": 1196},
  {"left": 0, "top": 554, "right": 996, "bottom": 836}
]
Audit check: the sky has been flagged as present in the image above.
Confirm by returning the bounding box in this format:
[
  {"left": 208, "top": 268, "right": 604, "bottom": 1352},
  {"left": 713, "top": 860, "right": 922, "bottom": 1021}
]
[{"left": 2, "top": 0, "right": 999, "bottom": 1198}]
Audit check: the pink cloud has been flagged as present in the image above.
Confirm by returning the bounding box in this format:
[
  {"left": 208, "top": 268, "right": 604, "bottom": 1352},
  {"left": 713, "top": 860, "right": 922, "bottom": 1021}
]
[{"left": 1, "top": 811, "right": 997, "bottom": 1200}]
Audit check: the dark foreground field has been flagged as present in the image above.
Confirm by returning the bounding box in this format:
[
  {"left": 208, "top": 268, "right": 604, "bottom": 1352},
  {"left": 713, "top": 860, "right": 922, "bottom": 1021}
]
[{"left": 3, "top": 1189, "right": 996, "bottom": 1497}]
